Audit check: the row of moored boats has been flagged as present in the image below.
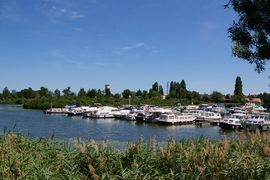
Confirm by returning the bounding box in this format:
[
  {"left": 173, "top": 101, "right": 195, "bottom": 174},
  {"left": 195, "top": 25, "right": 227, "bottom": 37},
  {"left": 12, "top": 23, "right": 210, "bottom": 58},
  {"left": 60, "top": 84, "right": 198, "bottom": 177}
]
[{"left": 44, "top": 103, "right": 270, "bottom": 130}]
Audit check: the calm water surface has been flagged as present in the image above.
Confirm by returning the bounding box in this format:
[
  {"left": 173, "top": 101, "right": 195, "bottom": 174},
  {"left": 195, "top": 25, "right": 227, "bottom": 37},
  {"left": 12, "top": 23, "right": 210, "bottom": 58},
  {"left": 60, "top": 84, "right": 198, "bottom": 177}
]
[{"left": 0, "top": 104, "right": 236, "bottom": 141}]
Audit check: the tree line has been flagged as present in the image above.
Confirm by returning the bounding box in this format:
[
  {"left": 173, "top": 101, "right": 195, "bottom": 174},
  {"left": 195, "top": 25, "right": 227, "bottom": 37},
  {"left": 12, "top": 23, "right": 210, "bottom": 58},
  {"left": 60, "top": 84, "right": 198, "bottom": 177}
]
[{"left": 0, "top": 76, "right": 269, "bottom": 110}]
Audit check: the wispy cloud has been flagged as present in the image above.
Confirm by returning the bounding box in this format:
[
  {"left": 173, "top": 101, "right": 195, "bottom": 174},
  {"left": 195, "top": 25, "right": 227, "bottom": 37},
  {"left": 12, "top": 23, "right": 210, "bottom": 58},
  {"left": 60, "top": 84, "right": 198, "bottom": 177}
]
[
  {"left": 113, "top": 42, "right": 160, "bottom": 55},
  {"left": 49, "top": 6, "right": 84, "bottom": 21},
  {"left": 113, "top": 42, "right": 147, "bottom": 55}
]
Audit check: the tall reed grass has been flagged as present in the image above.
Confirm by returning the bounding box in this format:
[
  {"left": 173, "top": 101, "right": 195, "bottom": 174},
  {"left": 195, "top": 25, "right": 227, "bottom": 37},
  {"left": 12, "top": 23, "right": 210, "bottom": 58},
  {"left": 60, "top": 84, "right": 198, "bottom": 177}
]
[{"left": 1, "top": 131, "right": 270, "bottom": 179}]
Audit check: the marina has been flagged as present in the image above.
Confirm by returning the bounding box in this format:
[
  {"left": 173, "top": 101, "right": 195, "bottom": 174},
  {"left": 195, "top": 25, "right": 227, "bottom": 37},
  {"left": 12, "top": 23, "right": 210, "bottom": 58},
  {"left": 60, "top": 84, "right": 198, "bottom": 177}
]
[
  {"left": 1, "top": 102, "right": 269, "bottom": 142},
  {"left": 43, "top": 102, "right": 270, "bottom": 131},
  {"left": 0, "top": 104, "right": 236, "bottom": 141}
]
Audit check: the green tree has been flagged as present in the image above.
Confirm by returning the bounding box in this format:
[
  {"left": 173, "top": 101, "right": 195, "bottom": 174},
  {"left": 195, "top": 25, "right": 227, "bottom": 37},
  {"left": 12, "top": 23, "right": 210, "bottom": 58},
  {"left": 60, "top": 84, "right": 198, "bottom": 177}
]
[
  {"left": 152, "top": 82, "right": 159, "bottom": 92},
  {"left": 142, "top": 90, "right": 148, "bottom": 99},
  {"left": 54, "top": 89, "right": 61, "bottom": 97},
  {"left": 18, "top": 88, "right": 36, "bottom": 98},
  {"left": 78, "top": 88, "right": 86, "bottom": 97},
  {"left": 227, "top": 0, "right": 270, "bottom": 72},
  {"left": 158, "top": 85, "right": 164, "bottom": 95},
  {"left": 211, "top": 91, "right": 224, "bottom": 103},
  {"left": 136, "top": 90, "right": 142, "bottom": 98},
  {"left": 87, "top": 89, "right": 97, "bottom": 98},
  {"left": 39, "top": 87, "right": 50, "bottom": 98},
  {"left": 2, "top": 87, "right": 11, "bottom": 99},
  {"left": 234, "top": 76, "right": 245, "bottom": 102},
  {"left": 202, "top": 94, "right": 210, "bottom": 103},
  {"left": 96, "top": 89, "right": 103, "bottom": 97},
  {"left": 260, "top": 93, "right": 270, "bottom": 110},
  {"left": 122, "top": 89, "right": 132, "bottom": 99},
  {"left": 114, "top": 93, "right": 121, "bottom": 99},
  {"left": 62, "top": 87, "right": 72, "bottom": 96},
  {"left": 180, "top": 80, "right": 186, "bottom": 90}
]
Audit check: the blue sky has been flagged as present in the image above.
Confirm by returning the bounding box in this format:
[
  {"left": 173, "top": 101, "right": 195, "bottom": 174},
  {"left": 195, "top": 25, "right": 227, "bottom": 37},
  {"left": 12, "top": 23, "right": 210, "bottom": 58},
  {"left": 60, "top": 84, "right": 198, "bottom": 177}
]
[{"left": 0, "top": 0, "right": 269, "bottom": 95}]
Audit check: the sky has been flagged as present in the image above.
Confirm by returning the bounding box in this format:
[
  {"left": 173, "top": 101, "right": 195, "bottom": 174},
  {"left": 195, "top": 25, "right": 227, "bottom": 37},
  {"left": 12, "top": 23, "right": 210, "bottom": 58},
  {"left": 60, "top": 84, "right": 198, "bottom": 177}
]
[{"left": 0, "top": 0, "right": 269, "bottom": 95}]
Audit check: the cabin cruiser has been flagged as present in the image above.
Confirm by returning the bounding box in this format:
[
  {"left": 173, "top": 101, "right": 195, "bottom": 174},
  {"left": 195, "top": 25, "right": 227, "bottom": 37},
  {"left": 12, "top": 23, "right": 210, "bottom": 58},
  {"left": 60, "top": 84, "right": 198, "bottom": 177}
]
[
  {"left": 88, "top": 106, "right": 118, "bottom": 118},
  {"left": 156, "top": 113, "right": 196, "bottom": 125},
  {"left": 220, "top": 113, "right": 248, "bottom": 129},
  {"left": 241, "top": 114, "right": 270, "bottom": 131},
  {"left": 195, "top": 110, "right": 222, "bottom": 123},
  {"left": 67, "top": 107, "right": 84, "bottom": 116}
]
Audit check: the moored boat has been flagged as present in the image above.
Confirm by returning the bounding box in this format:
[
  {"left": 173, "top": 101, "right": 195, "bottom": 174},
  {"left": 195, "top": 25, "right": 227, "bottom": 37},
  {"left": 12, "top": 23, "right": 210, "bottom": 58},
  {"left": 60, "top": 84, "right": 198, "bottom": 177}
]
[
  {"left": 220, "top": 113, "right": 247, "bottom": 129},
  {"left": 241, "top": 114, "right": 270, "bottom": 131}
]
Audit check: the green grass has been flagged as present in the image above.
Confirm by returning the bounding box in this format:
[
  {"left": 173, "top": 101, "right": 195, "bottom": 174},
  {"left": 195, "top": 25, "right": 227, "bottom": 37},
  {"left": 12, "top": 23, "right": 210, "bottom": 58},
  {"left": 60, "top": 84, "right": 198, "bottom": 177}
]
[{"left": 1, "top": 132, "right": 270, "bottom": 179}]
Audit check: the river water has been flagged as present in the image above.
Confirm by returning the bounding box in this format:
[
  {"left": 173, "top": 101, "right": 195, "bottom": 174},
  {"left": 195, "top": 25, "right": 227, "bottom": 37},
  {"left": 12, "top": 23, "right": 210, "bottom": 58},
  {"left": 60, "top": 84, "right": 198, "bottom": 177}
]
[{"left": 0, "top": 104, "right": 236, "bottom": 142}]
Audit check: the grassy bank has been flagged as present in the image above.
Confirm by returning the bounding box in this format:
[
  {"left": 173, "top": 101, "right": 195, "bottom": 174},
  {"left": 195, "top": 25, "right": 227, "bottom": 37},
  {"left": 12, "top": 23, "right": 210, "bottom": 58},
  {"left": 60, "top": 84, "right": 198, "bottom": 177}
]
[{"left": 1, "top": 132, "right": 270, "bottom": 179}]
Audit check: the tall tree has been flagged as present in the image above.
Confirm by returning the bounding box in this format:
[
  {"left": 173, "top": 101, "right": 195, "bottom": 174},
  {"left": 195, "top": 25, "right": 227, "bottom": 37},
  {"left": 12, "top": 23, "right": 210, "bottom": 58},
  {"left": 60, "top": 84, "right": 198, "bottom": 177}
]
[
  {"left": 78, "top": 88, "right": 86, "bottom": 97},
  {"left": 158, "top": 85, "right": 164, "bottom": 95},
  {"left": 227, "top": 0, "right": 270, "bottom": 72},
  {"left": 2, "top": 87, "right": 11, "bottom": 99},
  {"left": 152, "top": 82, "right": 159, "bottom": 92},
  {"left": 180, "top": 80, "right": 187, "bottom": 90},
  {"left": 234, "top": 76, "right": 245, "bottom": 102}
]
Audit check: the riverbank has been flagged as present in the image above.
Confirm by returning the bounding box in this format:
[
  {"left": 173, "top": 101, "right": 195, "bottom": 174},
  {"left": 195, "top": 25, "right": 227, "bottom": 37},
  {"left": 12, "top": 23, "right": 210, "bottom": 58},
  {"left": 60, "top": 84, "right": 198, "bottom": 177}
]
[{"left": 1, "top": 132, "right": 270, "bottom": 179}]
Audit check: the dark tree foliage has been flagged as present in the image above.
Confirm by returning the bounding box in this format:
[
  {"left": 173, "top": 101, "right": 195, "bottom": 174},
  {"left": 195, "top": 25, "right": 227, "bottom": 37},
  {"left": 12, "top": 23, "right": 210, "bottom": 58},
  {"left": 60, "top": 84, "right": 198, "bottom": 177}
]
[
  {"left": 258, "top": 93, "right": 270, "bottom": 109},
  {"left": 87, "top": 89, "right": 97, "bottom": 98},
  {"left": 141, "top": 90, "right": 148, "bottom": 99},
  {"left": 149, "top": 82, "right": 163, "bottom": 98},
  {"left": 180, "top": 80, "right": 186, "bottom": 90},
  {"left": 78, "top": 88, "right": 86, "bottom": 97},
  {"left": 227, "top": 0, "right": 270, "bottom": 72},
  {"left": 39, "top": 87, "right": 50, "bottom": 98},
  {"left": 168, "top": 80, "right": 188, "bottom": 99},
  {"left": 62, "top": 87, "right": 72, "bottom": 96},
  {"left": 234, "top": 76, "right": 245, "bottom": 102},
  {"left": 152, "top": 82, "right": 159, "bottom": 92},
  {"left": 135, "top": 90, "right": 143, "bottom": 98},
  {"left": 17, "top": 88, "right": 36, "bottom": 99},
  {"left": 211, "top": 91, "right": 224, "bottom": 103},
  {"left": 158, "top": 85, "right": 164, "bottom": 95},
  {"left": 96, "top": 89, "right": 103, "bottom": 97},
  {"left": 54, "top": 89, "right": 61, "bottom": 97},
  {"left": 2, "top": 87, "right": 11, "bottom": 99},
  {"left": 122, "top": 89, "right": 132, "bottom": 99}
]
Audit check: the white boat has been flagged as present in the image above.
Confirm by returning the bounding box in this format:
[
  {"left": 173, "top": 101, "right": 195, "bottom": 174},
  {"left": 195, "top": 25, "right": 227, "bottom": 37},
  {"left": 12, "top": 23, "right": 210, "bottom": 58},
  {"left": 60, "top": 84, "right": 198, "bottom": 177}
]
[
  {"left": 89, "top": 106, "right": 118, "bottom": 118},
  {"left": 220, "top": 113, "right": 247, "bottom": 129},
  {"left": 156, "top": 113, "right": 196, "bottom": 125},
  {"left": 195, "top": 110, "right": 222, "bottom": 123},
  {"left": 67, "top": 107, "right": 85, "bottom": 116},
  {"left": 44, "top": 108, "right": 68, "bottom": 114},
  {"left": 241, "top": 114, "right": 270, "bottom": 131}
]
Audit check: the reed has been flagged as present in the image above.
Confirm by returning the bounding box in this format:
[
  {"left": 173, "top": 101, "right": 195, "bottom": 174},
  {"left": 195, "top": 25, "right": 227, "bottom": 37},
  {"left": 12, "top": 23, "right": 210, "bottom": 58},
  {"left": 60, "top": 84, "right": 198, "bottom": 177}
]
[{"left": 1, "top": 132, "right": 270, "bottom": 179}]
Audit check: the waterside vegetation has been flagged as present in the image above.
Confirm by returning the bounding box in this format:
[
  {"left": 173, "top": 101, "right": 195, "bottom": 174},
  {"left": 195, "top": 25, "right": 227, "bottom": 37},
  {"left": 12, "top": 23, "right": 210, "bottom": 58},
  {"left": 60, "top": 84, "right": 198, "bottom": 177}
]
[{"left": 2, "top": 131, "right": 270, "bottom": 179}]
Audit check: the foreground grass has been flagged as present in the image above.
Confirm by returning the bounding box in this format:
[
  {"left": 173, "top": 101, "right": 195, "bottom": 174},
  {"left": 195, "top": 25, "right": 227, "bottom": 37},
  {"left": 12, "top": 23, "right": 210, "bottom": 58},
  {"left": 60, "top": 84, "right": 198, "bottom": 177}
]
[{"left": 1, "top": 132, "right": 270, "bottom": 179}]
